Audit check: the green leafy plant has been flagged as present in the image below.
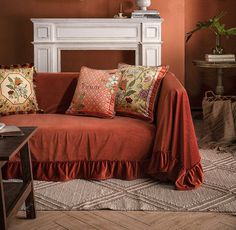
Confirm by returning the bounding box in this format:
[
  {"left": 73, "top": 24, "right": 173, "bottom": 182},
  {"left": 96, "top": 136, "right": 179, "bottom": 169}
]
[{"left": 186, "top": 11, "right": 236, "bottom": 43}]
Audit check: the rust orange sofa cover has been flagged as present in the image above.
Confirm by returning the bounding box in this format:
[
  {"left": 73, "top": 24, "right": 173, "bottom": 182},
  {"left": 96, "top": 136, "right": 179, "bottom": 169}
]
[{"left": 1, "top": 71, "right": 203, "bottom": 190}]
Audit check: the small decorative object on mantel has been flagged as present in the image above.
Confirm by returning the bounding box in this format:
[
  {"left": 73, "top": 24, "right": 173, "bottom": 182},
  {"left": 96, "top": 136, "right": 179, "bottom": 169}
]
[
  {"left": 186, "top": 11, "right": 236, "bottom": 56},
  {"left": 135, "top": 0, "right": 151, "bottom": 10},
  {"left": 132, "top": 0, "right": 160, "bottom": 19},
  {"left": 114, "top": 2, "right": 127, "bottom": 19}
]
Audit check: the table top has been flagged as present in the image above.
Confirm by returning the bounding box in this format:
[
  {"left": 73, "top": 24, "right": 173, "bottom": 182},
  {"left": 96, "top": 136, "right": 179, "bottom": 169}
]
[
  {"left": 0, "top": 127, "right": 37, "bottom": 161},
  {"left": 193, "top": 60, "right": 236, "bottom": 68}
]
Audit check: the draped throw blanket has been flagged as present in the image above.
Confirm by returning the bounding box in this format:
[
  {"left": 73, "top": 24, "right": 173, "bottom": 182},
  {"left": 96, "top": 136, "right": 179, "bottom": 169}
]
[{"left": 148, "top": 72, "right": 203, "bottom": 190}]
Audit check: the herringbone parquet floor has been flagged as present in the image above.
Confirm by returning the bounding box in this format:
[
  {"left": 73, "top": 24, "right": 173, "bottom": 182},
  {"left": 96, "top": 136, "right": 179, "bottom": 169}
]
[{"left": 8, "top": 210, "right": 236, "bottom": 230}]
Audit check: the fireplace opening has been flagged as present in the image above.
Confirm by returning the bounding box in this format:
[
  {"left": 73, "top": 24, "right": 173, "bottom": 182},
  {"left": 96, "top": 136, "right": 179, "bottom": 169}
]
[{"left": 61, "top": 50, "right": 135, "bottom": 72}]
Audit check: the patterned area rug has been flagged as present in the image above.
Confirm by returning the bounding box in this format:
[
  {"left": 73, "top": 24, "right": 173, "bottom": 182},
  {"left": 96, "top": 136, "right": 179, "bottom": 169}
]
[{"left": 31, "top": 149, "right": 236, "bottom": 214}]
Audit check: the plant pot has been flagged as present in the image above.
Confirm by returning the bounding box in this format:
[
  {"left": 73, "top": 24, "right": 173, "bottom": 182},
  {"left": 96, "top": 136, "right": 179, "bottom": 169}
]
[{"left": 212, "top": 34, "right": 224, "bottom": 55}]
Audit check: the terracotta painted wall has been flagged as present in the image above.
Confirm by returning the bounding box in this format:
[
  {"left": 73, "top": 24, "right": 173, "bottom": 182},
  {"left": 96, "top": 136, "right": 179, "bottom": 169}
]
[
  {"left": 185, "top": 0, "right": 236, "bottom": 107},
  {"left": 1, "top": 0, "right": 235, "bottom": 106},
  {"left": 0, "top": 0, "right": 185, "bottom": 84}
]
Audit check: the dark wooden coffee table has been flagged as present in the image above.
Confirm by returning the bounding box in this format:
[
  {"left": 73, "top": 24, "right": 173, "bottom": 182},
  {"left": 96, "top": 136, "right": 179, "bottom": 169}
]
[{"left": 0, "top": 127, "right": 37, "bottom": 230}]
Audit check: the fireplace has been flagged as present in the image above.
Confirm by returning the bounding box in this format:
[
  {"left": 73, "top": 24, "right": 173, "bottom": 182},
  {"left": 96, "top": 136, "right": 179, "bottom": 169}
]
[
  {"left": 31, "top": 18, "right": 162, "bottom": 72},
  {"left": 61, "top": 50, "right": 135, "bottom": 71}
]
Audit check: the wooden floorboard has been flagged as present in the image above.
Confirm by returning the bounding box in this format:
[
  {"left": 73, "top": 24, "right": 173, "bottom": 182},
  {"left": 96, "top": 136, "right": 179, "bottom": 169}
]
[{"left": 7, "top": 211, "right": 236, "bottom": 230}]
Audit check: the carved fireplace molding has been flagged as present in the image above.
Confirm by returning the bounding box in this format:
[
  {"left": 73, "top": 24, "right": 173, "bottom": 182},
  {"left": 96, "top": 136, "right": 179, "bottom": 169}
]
[{"left": 31, "top": 18, "right": 163, "bottom": 72}]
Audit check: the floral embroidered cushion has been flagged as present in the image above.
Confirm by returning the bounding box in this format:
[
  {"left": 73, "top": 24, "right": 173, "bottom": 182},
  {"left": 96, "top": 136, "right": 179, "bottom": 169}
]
[
  {"left": 66, "top": 66, "right": 120, "bottom": 118},
  {"left": 0, "top": 64, "right": 40, "bottom": 115},
  {"left": 115, "top": 65, "right": 169, "bottom": 122}
]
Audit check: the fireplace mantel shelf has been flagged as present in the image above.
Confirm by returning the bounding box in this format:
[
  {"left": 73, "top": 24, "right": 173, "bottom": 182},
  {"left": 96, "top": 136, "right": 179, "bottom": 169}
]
[
  {"left": 32, "top": 18, "right": 163, "bottom": 72},
  {"left": 31, "top": 18, "right": 163, "bottom": 23}
]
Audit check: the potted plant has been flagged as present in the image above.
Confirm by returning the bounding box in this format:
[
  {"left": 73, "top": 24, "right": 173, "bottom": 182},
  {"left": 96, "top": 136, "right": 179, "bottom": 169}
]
[{"left": 186, "top": 11, "right": 236, "bottom": 54}]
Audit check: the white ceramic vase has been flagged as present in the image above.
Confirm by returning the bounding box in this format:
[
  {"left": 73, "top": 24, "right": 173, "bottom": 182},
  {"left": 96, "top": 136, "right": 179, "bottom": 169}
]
[{"left": 136, "top": 0, "right": 151, "bottom": 10}]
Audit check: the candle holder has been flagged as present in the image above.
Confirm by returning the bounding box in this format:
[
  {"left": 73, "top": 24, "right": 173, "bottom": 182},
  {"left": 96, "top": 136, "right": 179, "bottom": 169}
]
[{"left": 114, "top": 2, "right": 127, "bottom": 18}]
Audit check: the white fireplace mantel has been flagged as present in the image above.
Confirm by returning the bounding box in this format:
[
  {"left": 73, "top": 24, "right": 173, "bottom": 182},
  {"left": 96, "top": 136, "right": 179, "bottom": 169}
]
[{"left": 31, "top": 18, "right": 163, "bottom": 72}]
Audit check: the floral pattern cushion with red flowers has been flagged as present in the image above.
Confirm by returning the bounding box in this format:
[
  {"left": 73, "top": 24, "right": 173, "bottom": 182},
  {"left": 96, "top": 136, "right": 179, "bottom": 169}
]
[
  {"left": 0, "top": 64, "right": 40, "bottom": 115},
  {"left": 66, "top": 66, "right": 120, "bottom": 118},
  {"left": 115, "top": 65, "right": 169, "bottom": 122}
]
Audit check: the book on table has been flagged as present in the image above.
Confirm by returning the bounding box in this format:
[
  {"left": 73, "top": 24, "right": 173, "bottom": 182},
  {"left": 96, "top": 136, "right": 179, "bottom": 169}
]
[
  {"left": 205, "top": 54, "right": 235, "bottom": 59},
  {"left": 0, "top": 124, "right": 24, "bottom": 137},
  {"left": 205, "top": 54, "right": 236, "bottom": 62},
  {"left": 206, "top": 59, "right": 236, "bottom": 62}
]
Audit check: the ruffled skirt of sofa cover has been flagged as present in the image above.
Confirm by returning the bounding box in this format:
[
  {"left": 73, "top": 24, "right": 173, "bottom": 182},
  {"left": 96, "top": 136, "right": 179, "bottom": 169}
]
[{"left": 1, "top": 114, "right": 155, "bottom": 180}]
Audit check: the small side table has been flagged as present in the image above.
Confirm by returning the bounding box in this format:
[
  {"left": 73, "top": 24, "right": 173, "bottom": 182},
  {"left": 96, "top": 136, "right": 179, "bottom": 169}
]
[
  {"left": 0, "top": 127, "right": 37, "bottom": 230},
  {"left": 193, "top": 60, "right": 236, "bottom": 95}
]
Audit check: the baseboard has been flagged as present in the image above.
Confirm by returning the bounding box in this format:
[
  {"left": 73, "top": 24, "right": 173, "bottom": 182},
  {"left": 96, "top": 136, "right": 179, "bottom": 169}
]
[
  {"left": 191, "top": 107, "right": 203, "bottom": 120},
  {"left": 191, "top": 106, "right": 202, "bottom": 112}
]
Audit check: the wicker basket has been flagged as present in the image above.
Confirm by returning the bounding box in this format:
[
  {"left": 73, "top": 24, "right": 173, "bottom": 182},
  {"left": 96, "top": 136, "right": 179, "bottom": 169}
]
[{"left": 201, "top": 91, "right": 236, "bottom": 151}]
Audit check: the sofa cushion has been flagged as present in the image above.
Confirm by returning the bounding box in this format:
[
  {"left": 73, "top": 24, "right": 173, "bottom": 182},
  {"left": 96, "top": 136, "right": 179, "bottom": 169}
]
[
  {"left": 1, "top": 114, "right": 156, "bottom": 161},
  {"left": 0, "top": 64, "right": 40, "bottom": 115},
  {"left": 66, "top": 66, "right": 120, "bottom": 118},
  {"left": 115, "top": 65, "right": 169, "bottom": 122}
]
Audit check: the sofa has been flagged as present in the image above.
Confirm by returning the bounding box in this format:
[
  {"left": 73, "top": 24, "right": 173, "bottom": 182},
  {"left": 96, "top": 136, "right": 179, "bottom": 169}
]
[{"left": 1, "top": 71, "right": 204, "bottom": 190}]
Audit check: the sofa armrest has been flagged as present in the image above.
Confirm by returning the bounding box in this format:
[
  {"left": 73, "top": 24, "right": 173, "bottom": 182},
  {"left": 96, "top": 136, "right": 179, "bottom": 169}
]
[
  {"left": 35, "top": 72, "right": 79, "bottom": 114},
  {"left": 148, "top": 72, "right": 204, "bottom": 190}
]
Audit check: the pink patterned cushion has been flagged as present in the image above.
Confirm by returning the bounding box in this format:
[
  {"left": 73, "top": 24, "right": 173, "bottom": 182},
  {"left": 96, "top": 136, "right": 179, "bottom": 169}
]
[
  {"left": 66, "top": 66, "right": 120, "bottom": 118},
  {"left": 115, "top": 65, "right": 169, "bottom": 122}
]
